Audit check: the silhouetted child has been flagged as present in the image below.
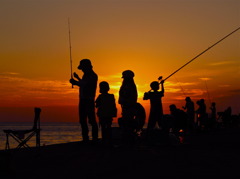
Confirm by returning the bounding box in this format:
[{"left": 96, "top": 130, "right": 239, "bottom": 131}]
[
  {"left": 95, "top": 81, "right": 117, "bottom": 144},
  {"left": 143, "top": 80, "right": 164, "bottom": 138}
]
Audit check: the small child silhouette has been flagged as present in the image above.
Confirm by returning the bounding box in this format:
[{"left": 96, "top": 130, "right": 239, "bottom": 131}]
[
  {"left": 143, "top": 80, "right": 165, "bottom": 137},
  {"left": 95, "top": 81, "right": 117, "bottom": 144}
]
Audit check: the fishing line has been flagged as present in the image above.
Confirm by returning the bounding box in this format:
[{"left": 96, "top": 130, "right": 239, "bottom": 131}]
[
  {"left": 204, "top": 78, "right": 212, "bottom": 105},
  {"left": 174, "top": 77, "right": 187, "bottom": 97},
  {"left": 164, "top": 27, "right": 240, "bottom": 81}
]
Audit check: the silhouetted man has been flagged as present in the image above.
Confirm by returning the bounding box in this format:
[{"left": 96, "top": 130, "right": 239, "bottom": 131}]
[{"left": 70, "top": 59, "right": 98, "bottom": 142}]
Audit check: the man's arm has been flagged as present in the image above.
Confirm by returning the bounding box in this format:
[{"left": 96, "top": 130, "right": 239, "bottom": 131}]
[
  {"left": 69, "top": 72, "right": 82, "bottom": 87},
  {"left": 73, "top": 72, "right": 81, "bottom": 81}
]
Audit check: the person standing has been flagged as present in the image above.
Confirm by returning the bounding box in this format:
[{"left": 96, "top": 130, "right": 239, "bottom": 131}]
[
  {"left": 95, "top": 81, "right": 117, "bottom": 144},
  {"left": 118, "top": 70, "right": 138, "bottom": 144},
  {"left": 70, "top": 59, "right": 98, "bottom": 143},
  {"left": 169, "top": 104, "right": 188, "bottom": 143},
  {"left": 183, "top": 97, "right": 195, "bottom": 133},
  {"left": 196, "top": 99, "right": 207, "bottom": 131},
  {"left": 143, "top": 80, "right": 165, "bottom": 137}
]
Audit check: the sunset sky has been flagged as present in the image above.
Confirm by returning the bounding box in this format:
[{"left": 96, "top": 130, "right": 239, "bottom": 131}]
[{"left": 0, "top": 0, "right": 239, "bottom": 123}]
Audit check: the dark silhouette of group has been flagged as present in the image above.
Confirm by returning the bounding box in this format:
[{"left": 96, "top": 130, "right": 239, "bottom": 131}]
[{"left": 70, "top": 59, "right": 238, "bottom": 146}]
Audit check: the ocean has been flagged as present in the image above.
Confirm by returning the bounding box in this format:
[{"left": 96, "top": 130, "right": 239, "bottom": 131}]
[{"left": 0, "top": 122, "right": 114, "bottom": 150}]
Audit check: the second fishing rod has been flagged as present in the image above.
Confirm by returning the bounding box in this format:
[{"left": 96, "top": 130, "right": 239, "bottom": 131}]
[
  {"left": 146, "top": 27, "right": 240, "bottom": 94},
  {"left": 163, "top": 27, "right": 240, "bottom": 81}
]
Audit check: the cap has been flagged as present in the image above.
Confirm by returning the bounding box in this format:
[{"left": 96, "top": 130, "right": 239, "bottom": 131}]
[
  {"left": 78, "top": 59, "right": 92, "bottom": 69},
  {"left": 122, "top": 70, "right": 134, "bottom": 78}
]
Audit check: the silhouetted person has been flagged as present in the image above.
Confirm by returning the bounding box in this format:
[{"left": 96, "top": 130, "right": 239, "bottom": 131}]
[
  {"left": 231, "top": 114, "right": 240, "bottom": 128},
  {"left": 143, "top": 80, "right": 165, "bottom": 137},
  {"left": 222, "top": 106, "right": 232, "bottom": 128},
  {"left": 183, "top": 97, "right": 195, "bottom": 133},
  {"left": 118, "top": 102, "right": 146, "bottom": 137},
  {"left": 118, "top": 70, "right": 138, "bottom": 144},
  {"left": 196, "top": 99, "right": 208, "bottom": 131},
  {"left": 209, "top": 102, "right": 217, "bottom": 129},
  {"left": 134, "top": 102, "right": 146, "bottom": 134},
  {"left": 95, "top": 81, "right": 117, "bottom": 144},
  {"left": 169, "top": 104, "right": 188, "bottom": 142},
  {"left": 70, "top": 59, "right": 98, "bottom": 143}
]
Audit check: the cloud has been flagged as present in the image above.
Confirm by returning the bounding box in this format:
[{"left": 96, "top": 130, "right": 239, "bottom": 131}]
[
  {"left": 0, "top": 72, "right": 20, "bottom": 75},
  {"left": 1, "top": 77, "right": 73, "bottom": 94},
  {"left": 199, "top": 77, "right": 212, "bottom": 81},
  {"left": 218, "top": 84, "right": 231, "bottom": 88},
  {"left": 167, "top": 81, "right": 197, "bottom": 87},
  {"left": 229, "top": 89, "right": 240, "bottom": 94},
  {"left": 0, "top": 72, "right": 78, "bottom": 106},
  {"left": 208, "top": 61, "right": 236, "bottom": 66},
  {"left": 0, "top": 72, "right": 21, "bottom": 80},
  {"left": 98, "top": 73, "right": 122, "bottom": 81}
]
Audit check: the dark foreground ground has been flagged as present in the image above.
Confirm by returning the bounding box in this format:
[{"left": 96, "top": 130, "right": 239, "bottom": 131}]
[{"left": 1, "top": 127, "right": 240, "bottom": 179}]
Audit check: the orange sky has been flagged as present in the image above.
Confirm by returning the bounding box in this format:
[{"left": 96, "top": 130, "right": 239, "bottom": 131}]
[{"left": 0, "top": 0, "right": 239, "bottom": 122}]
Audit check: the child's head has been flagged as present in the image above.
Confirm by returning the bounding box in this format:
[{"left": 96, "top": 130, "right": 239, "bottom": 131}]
[
  {"left": 169, "top": 104, "right": 177, "bottom": 113},
  {"left": 99, "top": 81, "right": 110, "bottom": 93},
  {"left": 150, "top": 81, "right": 159, "bottom": 91}
]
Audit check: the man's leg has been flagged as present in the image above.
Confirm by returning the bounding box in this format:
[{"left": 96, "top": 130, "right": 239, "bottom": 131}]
[{"left": 79, "top": 101, "right": 89, "bottom": 141}]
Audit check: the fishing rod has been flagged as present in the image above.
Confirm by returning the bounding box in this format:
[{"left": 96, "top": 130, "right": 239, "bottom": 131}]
[
  {"left": 68, "top": 18, "right": 74, "bottom": 88},
  {"left": 164, "top": 27, "right": 240, "bottom": 81}
]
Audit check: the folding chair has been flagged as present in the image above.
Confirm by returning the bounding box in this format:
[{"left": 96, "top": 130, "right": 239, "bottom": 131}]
[{"left": 3, "top": 108, "right": 41, "bottom": 150}]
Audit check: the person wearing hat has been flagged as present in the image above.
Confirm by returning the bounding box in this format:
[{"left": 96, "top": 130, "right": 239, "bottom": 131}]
[
  {"left": 183, "top": 97, "right": 195, "bottom": 133},
  {"left": 70, "top": 59, "right": 98, "bottom": 143},
  {"left": 118, "top": 70, "right": 138, "bottom": 144},
  {"left": 118, "top": 70, "right": 137, "bottom": 105}
]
